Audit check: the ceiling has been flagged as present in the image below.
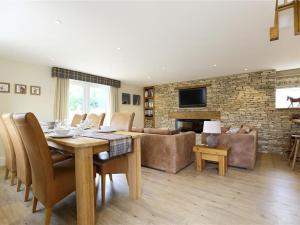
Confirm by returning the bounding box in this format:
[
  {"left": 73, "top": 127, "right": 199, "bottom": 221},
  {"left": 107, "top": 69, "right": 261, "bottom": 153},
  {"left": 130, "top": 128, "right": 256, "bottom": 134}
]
[{"left": 0, "top": 1, "right": 300, "bottom": 86}]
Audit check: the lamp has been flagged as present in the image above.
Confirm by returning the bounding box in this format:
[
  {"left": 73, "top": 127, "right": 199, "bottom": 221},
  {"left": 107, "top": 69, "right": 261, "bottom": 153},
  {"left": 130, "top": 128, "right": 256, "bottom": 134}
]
[{"left": 203, "top": 121, "right": 221, "bottom": 148}]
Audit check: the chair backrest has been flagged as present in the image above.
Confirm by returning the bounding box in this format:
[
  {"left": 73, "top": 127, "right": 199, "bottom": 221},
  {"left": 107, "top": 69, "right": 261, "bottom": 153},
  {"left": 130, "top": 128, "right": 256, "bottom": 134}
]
[
  {"left": 0, "top": 114, "right": 16, "bottom": 172},
  {"left": 71, "top": 113, "right": 87, "bottom": 127},
  {"left": 2, "top": 113, "right": 31, "bottom": 185},
  {"left": 13, "top": 113, "right": 54, "bottom": 204},
  {"left": 86, "top": 113, "right": 105, "bottom": 129},
  {"left": 110, "top": 112, "right": 135, "bottom": 131}
]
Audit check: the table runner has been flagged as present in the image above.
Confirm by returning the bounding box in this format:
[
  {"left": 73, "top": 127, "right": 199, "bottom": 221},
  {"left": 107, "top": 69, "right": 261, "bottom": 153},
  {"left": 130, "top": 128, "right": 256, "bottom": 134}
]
[{"left": 82, "top": 131, "right": 132, "bottom": 158}]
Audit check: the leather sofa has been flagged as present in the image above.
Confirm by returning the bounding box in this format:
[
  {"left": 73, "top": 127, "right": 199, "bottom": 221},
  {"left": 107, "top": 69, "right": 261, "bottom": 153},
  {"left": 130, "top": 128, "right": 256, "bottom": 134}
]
[
  {"left": 132, "top": 128, "right": 196, "bottom": 173},
  {"left": 201, "top": 129, "right": 257, "bottom": 169}
]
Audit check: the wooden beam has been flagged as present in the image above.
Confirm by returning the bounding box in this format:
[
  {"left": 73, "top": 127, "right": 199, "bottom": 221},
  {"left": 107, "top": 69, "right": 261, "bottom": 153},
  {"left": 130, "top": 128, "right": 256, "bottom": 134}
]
[
  {"left": 169, "top": 111, "right": 221, "bottom": 120},
  {"left": 294, "top": 0, "right": 300, "bottom": 35},
  {"left": 270, "top": 0, "right": 279, "bottom": 41}
]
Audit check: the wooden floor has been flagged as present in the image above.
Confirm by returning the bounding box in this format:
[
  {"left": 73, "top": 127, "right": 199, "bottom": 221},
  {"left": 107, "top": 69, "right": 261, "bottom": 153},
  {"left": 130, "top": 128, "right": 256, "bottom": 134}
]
[{"left": 0, "top": 153, "right": 300, "bottom": 225}]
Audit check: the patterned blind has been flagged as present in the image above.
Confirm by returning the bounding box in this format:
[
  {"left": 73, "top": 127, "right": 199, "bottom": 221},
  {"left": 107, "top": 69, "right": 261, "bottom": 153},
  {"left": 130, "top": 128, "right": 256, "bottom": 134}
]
[{"left": 52, "top": 67, "right": 121, "bottom": 88}]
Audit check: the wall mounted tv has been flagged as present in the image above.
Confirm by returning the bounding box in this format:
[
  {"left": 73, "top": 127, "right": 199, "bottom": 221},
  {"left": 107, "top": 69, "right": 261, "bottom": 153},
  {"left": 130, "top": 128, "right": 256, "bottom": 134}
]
[{"left": 179, "top": 87, "right": 207, "bottom": 108}]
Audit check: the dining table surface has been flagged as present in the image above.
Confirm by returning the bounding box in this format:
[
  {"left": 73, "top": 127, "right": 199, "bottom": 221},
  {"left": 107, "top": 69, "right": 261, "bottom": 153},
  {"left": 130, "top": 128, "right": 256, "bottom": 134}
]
[{"left": 45, "top": 131, "right": 143, "bottom": 225}]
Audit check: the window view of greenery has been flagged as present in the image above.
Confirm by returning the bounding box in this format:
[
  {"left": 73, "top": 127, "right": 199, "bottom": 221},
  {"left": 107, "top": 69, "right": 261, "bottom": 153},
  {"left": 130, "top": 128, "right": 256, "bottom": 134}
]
[
  {"left": 89, "top": 87, "right": 109, "bottom": 113},
  {"left": 69, "top": 83, "right": 84, "bottom": 120},
  {"left": 68, "top": 80, "right": 110, "bottom": 122}
]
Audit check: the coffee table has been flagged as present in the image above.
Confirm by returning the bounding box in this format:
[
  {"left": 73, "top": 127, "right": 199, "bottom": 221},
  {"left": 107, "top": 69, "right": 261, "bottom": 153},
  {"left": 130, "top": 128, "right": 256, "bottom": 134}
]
[{"left": 193, "top": 145, "right": 230, "bottom": 176}]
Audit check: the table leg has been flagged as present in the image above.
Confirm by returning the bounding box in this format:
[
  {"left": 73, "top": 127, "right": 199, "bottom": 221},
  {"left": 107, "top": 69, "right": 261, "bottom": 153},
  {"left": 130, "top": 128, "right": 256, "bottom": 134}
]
[
  {"left": 202, "top": 159, "right": 206, "bottom": 170},
  {"left": 127, "top": 137, "right": 141, "bottom": 199},
  {"left": 225, "top": 156, "right": 228, "bottom": 172},
  {"left": 196, "top": 152, "right": 203, "bottom": 171},
  {"left": 75, "top": 147, "right": 95, "bottom": 225},
  {"left": 218, "top": 156, "right": 225, "bottom": 176}
]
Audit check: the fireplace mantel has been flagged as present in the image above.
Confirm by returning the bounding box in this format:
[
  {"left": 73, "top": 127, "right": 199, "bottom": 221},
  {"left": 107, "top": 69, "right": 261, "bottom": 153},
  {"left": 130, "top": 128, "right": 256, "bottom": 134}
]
[{"left": 169, "top": 111, "right": 220, "bottom": 120}]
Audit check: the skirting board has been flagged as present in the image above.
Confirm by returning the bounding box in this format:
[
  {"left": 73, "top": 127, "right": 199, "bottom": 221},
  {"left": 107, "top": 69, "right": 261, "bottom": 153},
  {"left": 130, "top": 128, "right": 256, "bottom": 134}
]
[{"left": 0, "top": 157, "right": 5, "bottom": 166}]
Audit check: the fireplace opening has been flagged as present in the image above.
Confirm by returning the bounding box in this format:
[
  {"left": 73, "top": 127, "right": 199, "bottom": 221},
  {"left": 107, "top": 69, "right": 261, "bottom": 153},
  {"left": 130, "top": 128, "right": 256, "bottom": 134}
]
[{"left": 175, "top": 119, "right": 208, "bottom": 133}]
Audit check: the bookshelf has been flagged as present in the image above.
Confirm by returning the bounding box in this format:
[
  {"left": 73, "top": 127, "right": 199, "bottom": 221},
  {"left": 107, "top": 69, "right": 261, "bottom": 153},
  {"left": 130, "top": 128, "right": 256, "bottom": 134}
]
[{"left": 144, "top": 86, "right": 155, "bottom": 128}]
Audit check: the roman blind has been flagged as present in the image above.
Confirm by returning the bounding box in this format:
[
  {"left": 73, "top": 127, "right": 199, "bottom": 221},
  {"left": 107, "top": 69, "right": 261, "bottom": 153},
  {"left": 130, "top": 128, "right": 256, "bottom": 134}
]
[{"left": 52, "top": 67, "right": 121, "bottom": 88}]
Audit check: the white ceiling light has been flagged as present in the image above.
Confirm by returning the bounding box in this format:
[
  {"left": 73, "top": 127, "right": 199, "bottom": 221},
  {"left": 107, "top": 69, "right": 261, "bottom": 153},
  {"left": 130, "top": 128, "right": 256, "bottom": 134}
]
[
  {"left": 244, "top": 68, "right": 248, "bottom": 71},
  {"left": 55, "top": 19, "right": 62, "bottom": 25},
  {"left": 116, "top": 47, "right": 121, "bottom": 51},
  {"left": 147, "top": 75, "right": 151, "bottom": 79},
  {"left": 213, "top": 64, "right": 217, "bottom": 67},
  {"left": 50, "top": 57, "right": 55, "bottom": 61}
]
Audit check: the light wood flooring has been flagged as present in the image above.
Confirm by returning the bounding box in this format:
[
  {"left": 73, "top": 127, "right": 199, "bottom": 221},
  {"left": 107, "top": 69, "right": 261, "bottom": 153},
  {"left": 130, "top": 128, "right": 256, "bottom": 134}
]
[{"left": 0, "top": 153, "right": 300, "bottom": 225}]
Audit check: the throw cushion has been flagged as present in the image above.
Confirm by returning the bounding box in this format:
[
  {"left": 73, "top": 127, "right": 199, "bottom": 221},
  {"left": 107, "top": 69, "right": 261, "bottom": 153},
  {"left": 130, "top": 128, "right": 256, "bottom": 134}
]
[{"left": 226, "top": 127, "right": 240, "bottom": 134}]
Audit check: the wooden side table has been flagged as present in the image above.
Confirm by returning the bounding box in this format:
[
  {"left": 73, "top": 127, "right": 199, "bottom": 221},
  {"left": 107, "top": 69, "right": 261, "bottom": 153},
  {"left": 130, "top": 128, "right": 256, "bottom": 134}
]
[{"left": 193, "top": 145, "right": 230, "bottom": 176}]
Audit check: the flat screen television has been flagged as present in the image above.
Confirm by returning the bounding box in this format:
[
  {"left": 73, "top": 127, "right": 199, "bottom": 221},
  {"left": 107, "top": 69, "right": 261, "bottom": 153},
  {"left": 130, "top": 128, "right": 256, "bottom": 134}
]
[{"left": 179, "top": 87, "right": 207, "bottom": 108}]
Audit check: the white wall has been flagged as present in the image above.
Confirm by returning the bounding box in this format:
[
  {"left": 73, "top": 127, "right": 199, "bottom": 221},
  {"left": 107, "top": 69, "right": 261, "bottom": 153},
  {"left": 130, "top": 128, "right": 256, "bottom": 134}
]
[
  {"left": 0, "top": 58, "right": 144, "bottom": 165},
  {"left": 0, "top": 58, "right": 56, "bottom": 164},
  {"left": 118, "top": 83, "right": 144, "bottom": 128}
]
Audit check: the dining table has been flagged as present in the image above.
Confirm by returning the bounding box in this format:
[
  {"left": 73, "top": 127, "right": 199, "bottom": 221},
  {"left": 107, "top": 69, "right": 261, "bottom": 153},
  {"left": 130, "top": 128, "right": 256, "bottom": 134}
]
[{"left": 46, "top": 131, "right": 143, "bottom": 225}]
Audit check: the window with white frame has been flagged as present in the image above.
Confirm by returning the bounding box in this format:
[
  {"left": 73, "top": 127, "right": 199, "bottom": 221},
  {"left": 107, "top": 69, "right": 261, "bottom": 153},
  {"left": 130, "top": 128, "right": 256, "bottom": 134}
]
[{"left": 68, "top": 80, "right": 110, "bottom": 125}]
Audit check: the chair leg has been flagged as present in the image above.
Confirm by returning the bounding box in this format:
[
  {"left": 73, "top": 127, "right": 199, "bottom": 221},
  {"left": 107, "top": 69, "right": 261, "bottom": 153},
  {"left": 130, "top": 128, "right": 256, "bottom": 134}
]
[
  {"left": 126, "top": 173, "right": 129, "bottom": 185},
  {"left": 17, "top": 179, "right": 22, "bottom": 192},
  {"left": 101, "top": 173, "right": 106, "bottom": 206},
  {"left": 292, "top": 140, "right": 300, "bottom": 170},
  {"left": 44, "top": 207, "right": 52, "bottom": 225},
  {"left": 24, "top": 185, "right": 30, "bottom": 202},
  {"left": 289, "top": 141, "right": 297, "bottom": 163},
  {"left": 109, "top": 174, "right": 113, "bottom": 182},
  {"left": 4, "top": 168, "right": 9, "bottom": 180},
  {"left": 32, "top": 196, "right": 38, "bottom": 213},
  {"left": 10, "top": 172, "right": 16, "bottom": 186}
]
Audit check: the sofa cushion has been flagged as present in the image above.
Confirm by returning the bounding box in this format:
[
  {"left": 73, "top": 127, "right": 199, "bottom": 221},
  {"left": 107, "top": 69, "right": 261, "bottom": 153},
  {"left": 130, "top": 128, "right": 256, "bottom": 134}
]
[
  {"left": 144, "top": 128, "right": 170, "bottom": 135},
  {"left": 221, "top": 126, "right": 231, "bottom": 133},
  {"left": 226, "top": 127, "right": 240, "bottom": 134},
  {"left": 132, "top": 127, "right": 144, "bottom": 133}
]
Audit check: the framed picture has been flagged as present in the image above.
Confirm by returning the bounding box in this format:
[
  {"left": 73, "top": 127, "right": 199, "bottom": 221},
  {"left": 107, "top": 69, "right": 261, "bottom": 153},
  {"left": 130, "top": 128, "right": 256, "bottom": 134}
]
[
  {"left": 15, "top": 84, "right": 27, "bottom": 94},
  {"left": 276, "top": 87, "right": 300, "bottom": 109},
  {"left": 133, "top": 94, "right": 141, "bottom": 105},
  {"left": 122, "top": 93, "right": 131, "bottom": 104},
  {"left": 30, "top": 86, "right": 41, "bottom": 96},
  {"left": 0, "top": 82, "right": 10, "bottom": 93}
]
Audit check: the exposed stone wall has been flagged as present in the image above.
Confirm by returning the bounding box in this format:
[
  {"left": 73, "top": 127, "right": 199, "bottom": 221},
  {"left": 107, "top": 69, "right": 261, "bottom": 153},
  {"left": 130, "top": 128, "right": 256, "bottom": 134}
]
[{"left": 154, "top": 69, "right": 300, "bottom": 153}]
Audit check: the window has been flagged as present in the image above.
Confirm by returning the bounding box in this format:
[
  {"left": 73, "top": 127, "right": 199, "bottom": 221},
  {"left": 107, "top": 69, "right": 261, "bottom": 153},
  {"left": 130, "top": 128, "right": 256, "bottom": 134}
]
[
  {"left": 68, "top": 80, "right": 110, "bottom": 124},
  {"left": 276, "top": 87, "right": 300, "bottom": 109}
]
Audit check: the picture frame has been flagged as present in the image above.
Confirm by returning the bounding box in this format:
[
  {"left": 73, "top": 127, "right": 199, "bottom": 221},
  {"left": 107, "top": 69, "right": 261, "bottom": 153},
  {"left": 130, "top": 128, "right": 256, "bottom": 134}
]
[
  {"left": 122, "top": 93, "right": 131, "bottom": 104},
  {"left": 30, "top": 86, "right": 41, "bottom": 96},
  {"left": 0, "top": 82, "right": 10, "bottom": 93},
  {"left": 15, "top": 84, "right": 27, "bottom": 94},
  {"left": 133, "top": 94, "right": 141, "bottom": 105}
]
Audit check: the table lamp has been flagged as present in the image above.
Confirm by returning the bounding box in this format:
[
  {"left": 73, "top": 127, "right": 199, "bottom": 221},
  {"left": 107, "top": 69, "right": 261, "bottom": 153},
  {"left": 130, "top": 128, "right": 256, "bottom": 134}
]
[{"left": 203, "top": 121, "right": 221, "bottom": 148}]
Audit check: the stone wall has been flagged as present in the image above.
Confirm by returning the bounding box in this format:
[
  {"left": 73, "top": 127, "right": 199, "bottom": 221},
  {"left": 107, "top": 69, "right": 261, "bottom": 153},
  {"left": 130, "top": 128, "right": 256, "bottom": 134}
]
[{"left": 153, "top": 69, "right": 300, "bottom": 153}]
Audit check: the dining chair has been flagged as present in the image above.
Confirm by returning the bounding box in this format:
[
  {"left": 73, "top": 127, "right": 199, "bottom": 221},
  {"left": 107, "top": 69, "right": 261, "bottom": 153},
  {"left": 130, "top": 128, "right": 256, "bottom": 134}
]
[
  {"left": 0, "top": 114, "right": 16, "bottom": 185},
  {"left": 94, "top": 112, "right": 135, "bottom": 205},
  {"left": 70, "top": 113, "right": 87, "bottom": 127},
  {"left": 13, "top": 112, "right": 76, "bottom": 225},
  {"left": 2, "top": 113, "right": 72, "bottom": 202},
  {"left": 110, "top": 112, "right": 135, "bottom": 131},
  {"left": 86, "top": 113, "right": 105, "bottom": 129}
]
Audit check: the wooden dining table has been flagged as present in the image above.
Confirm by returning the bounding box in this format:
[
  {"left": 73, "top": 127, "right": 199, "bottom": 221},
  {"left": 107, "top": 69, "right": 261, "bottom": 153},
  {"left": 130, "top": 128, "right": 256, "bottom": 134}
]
[{"left": 46, "top": 131, "right": 142, "bottom": 225}]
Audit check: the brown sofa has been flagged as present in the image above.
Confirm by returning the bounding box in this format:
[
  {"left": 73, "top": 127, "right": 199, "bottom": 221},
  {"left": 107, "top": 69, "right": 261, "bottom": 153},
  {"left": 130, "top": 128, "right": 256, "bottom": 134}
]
[
  {"left": 133, "top": 128, "right": 196, "bottom": 173},
  {"left": 201, "top": 129, "right": 257, "bottom": 169}
]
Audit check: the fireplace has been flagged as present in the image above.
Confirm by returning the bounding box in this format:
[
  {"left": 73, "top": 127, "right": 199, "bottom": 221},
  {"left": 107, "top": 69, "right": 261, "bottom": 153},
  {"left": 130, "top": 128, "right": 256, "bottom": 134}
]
[{"left": 175, "top": 119, "right": 208, "bottom": 133}]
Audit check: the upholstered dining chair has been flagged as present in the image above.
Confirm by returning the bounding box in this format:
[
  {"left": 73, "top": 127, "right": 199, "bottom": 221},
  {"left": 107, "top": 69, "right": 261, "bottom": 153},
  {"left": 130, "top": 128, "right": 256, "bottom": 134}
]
[
  {"left": 110, "top": 112, "right": 135, "bottom": 131},
  {"left": 0, "top": 114, "right": 16, "bottom": 185},
  {"left": 70, "top": 113, "right": 87, "bottom": 127},
  {"left": 86, "top": 113, "right": 105, "bottom": 129},
  {"left": 2, "top": 113, "right": 72, "bottom": 202},
  {"left": 13, "top": 113, "right": 76, "bottom": 225},
  {"left": 94, "top": 112, "right": 135, "bottom": 205}
]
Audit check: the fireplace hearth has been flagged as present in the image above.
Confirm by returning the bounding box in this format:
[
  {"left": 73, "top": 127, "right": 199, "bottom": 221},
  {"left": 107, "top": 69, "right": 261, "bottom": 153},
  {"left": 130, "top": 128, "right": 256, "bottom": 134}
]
[{"left": 175, "top": 119, "right": 208, "bottom": 133}]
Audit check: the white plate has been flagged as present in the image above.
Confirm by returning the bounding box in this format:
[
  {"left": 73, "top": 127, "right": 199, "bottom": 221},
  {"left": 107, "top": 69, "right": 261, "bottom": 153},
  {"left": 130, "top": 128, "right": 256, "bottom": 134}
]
[{"left": 49, "top": 134, "right": 73, "bottom": 138}]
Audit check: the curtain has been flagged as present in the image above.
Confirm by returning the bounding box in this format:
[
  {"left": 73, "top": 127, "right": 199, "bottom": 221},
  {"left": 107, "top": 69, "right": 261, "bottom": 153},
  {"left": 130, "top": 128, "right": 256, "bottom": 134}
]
[
  {"left": 54, "top": 77, "right": 69, "bottom": 121},
  {"left": 109, "top": 86, "right": 119, "bottom": 120}
]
